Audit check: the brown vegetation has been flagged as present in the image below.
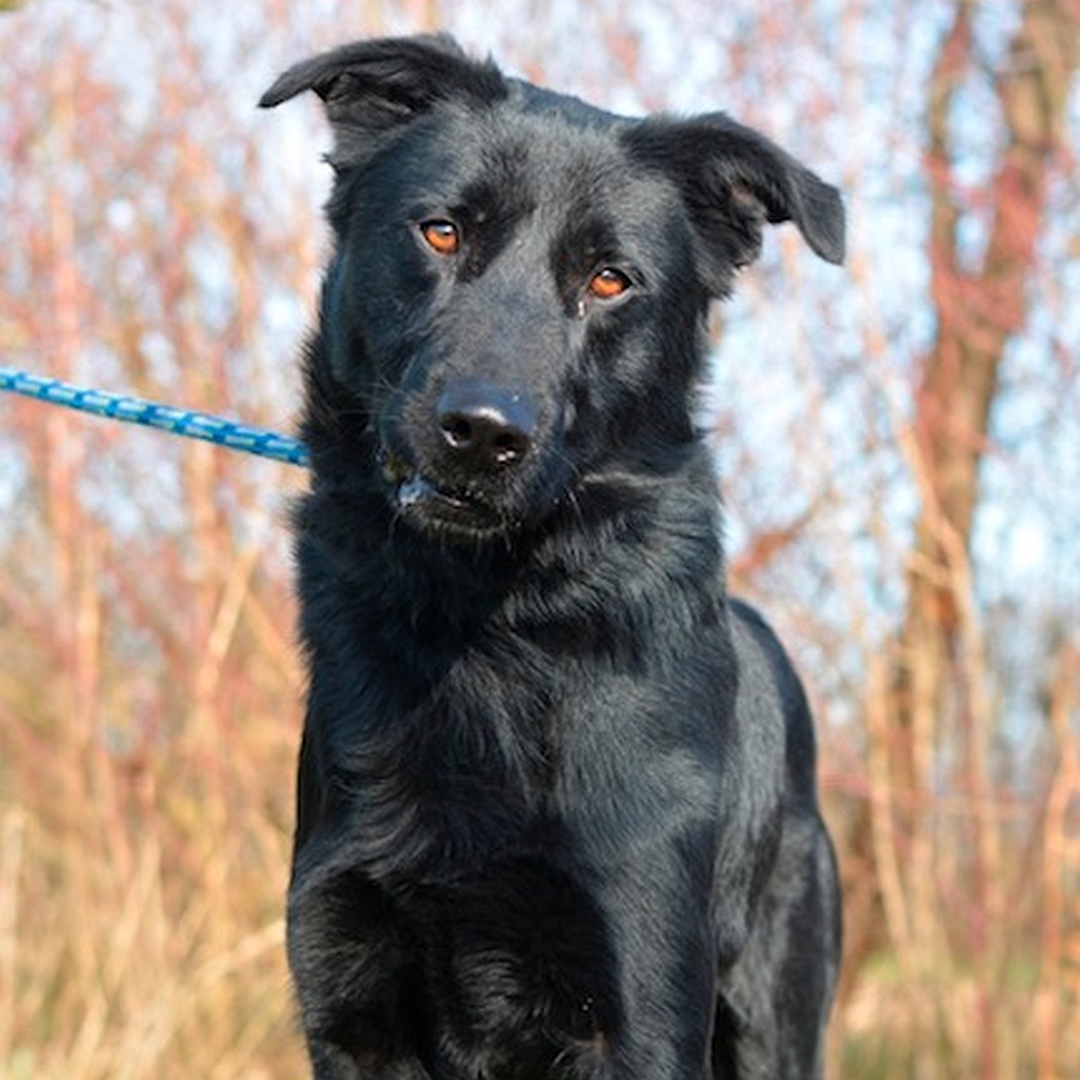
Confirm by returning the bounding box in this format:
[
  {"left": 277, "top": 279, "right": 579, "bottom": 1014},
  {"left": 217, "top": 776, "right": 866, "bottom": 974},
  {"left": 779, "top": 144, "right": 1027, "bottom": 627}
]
[{"left": 1, "top": 2, "right": 1077, "bottom": 1079}]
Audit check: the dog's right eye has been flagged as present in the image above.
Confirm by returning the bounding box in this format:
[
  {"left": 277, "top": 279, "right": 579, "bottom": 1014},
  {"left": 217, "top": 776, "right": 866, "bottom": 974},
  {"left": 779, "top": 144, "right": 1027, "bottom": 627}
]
[
  {"left": 419, "top": 220, "right": 461, "bottom": 256},
  {"left": 587, "top": 267, "right": 633, "bottom": 302}
]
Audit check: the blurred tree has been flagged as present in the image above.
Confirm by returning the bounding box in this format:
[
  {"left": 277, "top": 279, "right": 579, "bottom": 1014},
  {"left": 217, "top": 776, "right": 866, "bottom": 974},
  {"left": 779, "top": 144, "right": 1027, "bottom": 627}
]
[
  {"left": 852, "top": 2, "right": 1080, "bottom": 1076},
  {"left": 1, "top": 2, "right": 1078, "bottom": 1079}
]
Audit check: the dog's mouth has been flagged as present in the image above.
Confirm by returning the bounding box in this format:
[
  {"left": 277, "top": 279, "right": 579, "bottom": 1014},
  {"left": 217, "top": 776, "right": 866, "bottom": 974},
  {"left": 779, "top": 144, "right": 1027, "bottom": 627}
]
[{"left": 379, "top": 448, "right": 510, "bottom": 539}]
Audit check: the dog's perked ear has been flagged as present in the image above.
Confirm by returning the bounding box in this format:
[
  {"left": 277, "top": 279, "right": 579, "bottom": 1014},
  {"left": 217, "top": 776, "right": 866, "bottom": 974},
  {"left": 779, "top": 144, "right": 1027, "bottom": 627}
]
[
  {"left": 258, "top": 34, "right": 508, "bottom": 168},
  {"left": 623, "top": 114, "right": 845, "bottom": 294}
]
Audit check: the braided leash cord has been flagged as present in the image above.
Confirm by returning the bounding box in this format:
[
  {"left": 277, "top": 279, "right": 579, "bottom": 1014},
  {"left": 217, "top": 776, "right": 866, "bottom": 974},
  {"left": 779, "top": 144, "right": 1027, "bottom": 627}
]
[{"left": 0, "top": 367, "right": 310, "bottom": 468}]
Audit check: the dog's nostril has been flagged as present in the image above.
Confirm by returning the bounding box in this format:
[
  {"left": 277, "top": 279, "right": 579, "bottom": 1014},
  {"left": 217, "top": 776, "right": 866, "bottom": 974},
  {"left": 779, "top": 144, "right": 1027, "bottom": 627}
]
[
  {"left": 442, "top": 415, "right": 475, "bottom": 450},
  {"left": 490, "top": 428, "right": 530, "bottom": 465}
]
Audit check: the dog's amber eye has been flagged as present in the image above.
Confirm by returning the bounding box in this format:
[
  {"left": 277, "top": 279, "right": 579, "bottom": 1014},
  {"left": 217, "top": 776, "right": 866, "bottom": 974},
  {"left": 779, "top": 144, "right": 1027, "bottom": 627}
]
[
  {"left": 588, "top": 267, "right": 632, "bottom": 301},
  {"left": 420, "top": 220, "right": 460, "bottom": 256}
]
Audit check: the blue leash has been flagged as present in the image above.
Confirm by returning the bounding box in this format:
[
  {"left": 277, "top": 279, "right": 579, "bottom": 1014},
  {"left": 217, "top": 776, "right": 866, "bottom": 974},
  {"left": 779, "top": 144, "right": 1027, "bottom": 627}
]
[{"left": 0, "top": 367, "right": 310, "bottom": 468}]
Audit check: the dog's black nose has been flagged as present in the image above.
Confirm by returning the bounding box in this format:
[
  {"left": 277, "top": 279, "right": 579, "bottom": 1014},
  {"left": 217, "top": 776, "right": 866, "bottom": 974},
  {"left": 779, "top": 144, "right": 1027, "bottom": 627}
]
[{"left": 437, "top": 379, "right": 536, "bottom": 471}]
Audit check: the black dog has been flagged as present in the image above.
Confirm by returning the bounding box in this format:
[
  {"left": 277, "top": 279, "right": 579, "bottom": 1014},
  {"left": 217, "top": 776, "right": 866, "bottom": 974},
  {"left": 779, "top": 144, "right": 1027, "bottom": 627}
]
[{"left": 261, "top": 34, "right": 844, "bottom": 1080}]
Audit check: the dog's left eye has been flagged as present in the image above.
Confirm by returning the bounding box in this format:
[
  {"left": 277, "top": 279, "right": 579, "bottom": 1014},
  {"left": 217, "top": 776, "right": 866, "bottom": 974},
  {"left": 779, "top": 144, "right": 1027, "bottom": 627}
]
[
  {"left": 587, "top": 267, "right": 632, "bottom": 301},
  {"left": 419, "top": 220, "right": 461, "bottom": 256}
]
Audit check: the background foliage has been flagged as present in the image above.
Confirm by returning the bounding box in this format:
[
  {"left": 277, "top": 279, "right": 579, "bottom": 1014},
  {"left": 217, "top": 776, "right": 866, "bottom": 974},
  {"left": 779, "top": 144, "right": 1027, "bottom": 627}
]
[{"left": 1, "top": 1, "right": 1078, "bottom": 1078}]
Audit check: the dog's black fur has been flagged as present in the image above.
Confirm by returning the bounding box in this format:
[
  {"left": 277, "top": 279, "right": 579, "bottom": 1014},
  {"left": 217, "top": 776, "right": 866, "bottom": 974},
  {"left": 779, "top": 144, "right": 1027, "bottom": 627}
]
[{"left": 261, "top": 34, "right": 844, "bottom": 1080}]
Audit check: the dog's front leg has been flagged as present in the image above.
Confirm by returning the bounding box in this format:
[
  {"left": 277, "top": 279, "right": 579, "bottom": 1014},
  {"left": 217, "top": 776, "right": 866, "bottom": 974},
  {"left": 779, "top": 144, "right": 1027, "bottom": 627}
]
[
  {"left": 597, "top": 858, "right": 719, "bottom": 1080},
  {"left": 287, "top": 859, "right": 434, "bottom": 1080},
  {"left": 305, "top": 1039, "right": 432, "bottom": 1080}
]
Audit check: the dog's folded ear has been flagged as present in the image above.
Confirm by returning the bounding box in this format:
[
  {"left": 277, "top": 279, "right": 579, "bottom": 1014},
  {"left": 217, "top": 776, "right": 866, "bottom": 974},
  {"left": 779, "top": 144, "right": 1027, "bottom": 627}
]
[
  {"left": 259, "top": 34, "right": 507, "bottom": 167},
  {"left": 624, "top": 114, "right": 844, "bottom": 292}
]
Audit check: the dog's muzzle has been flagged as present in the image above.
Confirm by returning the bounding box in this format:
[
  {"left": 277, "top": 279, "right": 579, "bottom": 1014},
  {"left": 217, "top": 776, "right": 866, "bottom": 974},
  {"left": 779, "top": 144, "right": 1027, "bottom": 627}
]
[
  {"left": 378, "top": 378, "right": 539, "bottom": 540},
  {"left": 378, "top": 446, "right": 516, "bottom": 539}
]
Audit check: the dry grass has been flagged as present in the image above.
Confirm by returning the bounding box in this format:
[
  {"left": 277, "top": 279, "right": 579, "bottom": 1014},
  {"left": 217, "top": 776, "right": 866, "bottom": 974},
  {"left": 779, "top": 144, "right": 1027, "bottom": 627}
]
[
  {"left": 0, "top": 478, "right": 309, "bottom": 1080},
  {"left": 1, "top": 703, "right": 306, "bottom": 1080}
]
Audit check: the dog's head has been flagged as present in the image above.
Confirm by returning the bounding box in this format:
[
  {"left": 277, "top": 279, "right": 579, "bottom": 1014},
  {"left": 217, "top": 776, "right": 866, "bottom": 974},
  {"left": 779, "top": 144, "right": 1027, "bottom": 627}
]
[{"left": 262, "top": 35, "right": 844, "bottom": 542}]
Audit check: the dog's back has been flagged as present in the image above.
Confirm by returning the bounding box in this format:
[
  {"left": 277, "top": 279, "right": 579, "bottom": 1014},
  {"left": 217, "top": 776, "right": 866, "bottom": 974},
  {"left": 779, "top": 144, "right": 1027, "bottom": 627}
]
[{"left": 264, "top": 34, "right": 843, "bottom": 1080}]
